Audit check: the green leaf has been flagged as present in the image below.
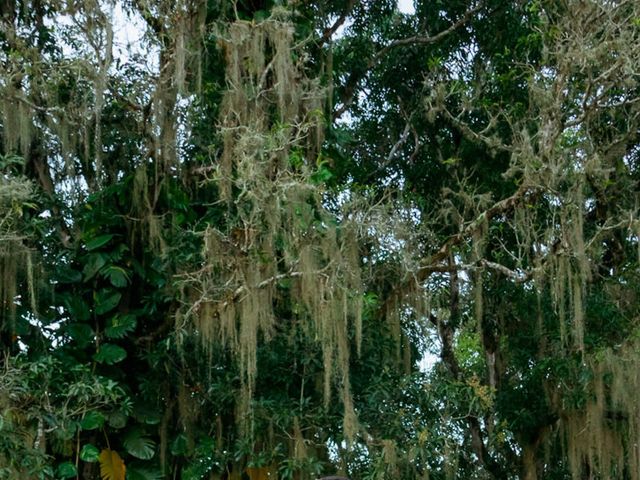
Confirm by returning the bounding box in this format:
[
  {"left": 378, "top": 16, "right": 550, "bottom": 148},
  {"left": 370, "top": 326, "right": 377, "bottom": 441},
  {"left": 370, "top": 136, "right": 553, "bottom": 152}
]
[
  {"left": 253, "top": 9, "right": 269, "bottom": 21},
  {"left": 123, "top": 428, "right": 156, "bottom": 460},
  {"left": 56, "top": 266, "right": 83, "bottom": 283},
  {"left": 94, "top": 344, "right": 127, "bottom": 365},
  {"left": 80, "top": 411, "right": 105, "bottom": 430},
  {"left": 170, "top": 434, "right": 188, "bottom": 456},
  {"left": 105, "top": 314, "right": 137, "bottom": 339},
  {"left": 57, "top": 462, "right": 78, "bottom": 479},
  {"left": 108, "top": 411, "right": 128, "bottom": 429},
  {"left": 104, "top": 266, "right": 130, "bottom": 288},
  {"left": 80, "top": 444, "right": 101, "bottom": 462},
  {"left": 126, "top": 465, "right": 163, "bottom": 480},
  {"left": 132, "top": 404, "right": 161, "bottom": 425},
  {"left": 84, "top": 253, "right": 107, "bottom": 281},
  {"left": 310, "top": 164, "right": 333, "bottom": 184},
  {"left": 96, "top": 290, "right": 122, "bottom": 315},
  {"left": 67, "top": 323, "right": 95, "bottom": 347},
  {"left": 86, "top": 234, "right": 115, "bottom": 251},
  {"left": 53, "top": 420, "right": 78, "bottom": 440},
  {"left": 0, "top": 153, "right": 25, "bottom": 169},
  {"left": 63, "top": 295, "right": 91, "bottom": 322}
]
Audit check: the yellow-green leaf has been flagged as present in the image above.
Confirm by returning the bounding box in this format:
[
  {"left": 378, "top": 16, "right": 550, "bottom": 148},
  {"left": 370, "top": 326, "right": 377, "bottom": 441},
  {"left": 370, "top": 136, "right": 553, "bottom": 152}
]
[
  {"left": 99, "top": 449, "right": 126, "bottom": 480},
  {"left": 246, "top": 466, "right": 277, "bottom": 480}
]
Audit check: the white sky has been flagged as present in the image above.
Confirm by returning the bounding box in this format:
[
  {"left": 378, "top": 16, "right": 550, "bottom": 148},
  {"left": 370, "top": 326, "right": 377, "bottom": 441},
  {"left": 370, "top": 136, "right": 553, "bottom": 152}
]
[{"left": 398, "top": 0, "right": 416, "bottom": 14}]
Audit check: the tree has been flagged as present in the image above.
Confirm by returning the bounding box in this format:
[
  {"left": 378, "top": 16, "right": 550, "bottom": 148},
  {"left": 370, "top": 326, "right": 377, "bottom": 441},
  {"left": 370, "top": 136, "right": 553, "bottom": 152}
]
[{"left": 1, "top": 0, "right": 640, "bottom": 479}]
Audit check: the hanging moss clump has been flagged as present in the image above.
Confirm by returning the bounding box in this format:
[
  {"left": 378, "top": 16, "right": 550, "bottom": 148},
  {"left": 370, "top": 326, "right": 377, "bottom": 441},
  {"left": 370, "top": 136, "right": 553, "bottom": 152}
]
[
  {"left": 0, "top": 170, "right": 37, "bottom": 335},
  {"left": 179, "top": 11, "right": 362, "bottom": 441},
  {"left": 558, "top": 338, "right": 640, "bottom": 479}
]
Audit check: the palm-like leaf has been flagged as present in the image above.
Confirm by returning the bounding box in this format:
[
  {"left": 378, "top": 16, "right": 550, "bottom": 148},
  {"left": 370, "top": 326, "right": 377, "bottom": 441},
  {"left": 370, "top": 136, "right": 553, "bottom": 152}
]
[{"left": 99, "top": 449, "right": 126, "bottom": 480}]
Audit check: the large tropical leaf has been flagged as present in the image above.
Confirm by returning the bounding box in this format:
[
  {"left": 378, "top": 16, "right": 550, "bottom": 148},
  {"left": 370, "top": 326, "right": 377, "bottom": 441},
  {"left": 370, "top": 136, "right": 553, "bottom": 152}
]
[
  {"left": 95, "top": 290, "right": 122, "bottom": 315},
  {"left": 66, "top": 323, "right": 94, "bottom": 347},
  {"left": 123, "top": 428, "right": 156, "bottom": 460},
  {"left": 94, "top": 343, "right": 127, "bottom": 364},
  {"left": 169, "top": 434, "right": 188, "bottom": 456},
  {"left": 80, "top": 411, "right": 105, "bottom": 430},
  {"left": 126, "top": 464, "right": 163, "bottom": 480},
  {"left": 107, "top": 411, "right": 128, "bottom": 429},
  {"left": 131, "top": 403, "right": 161, "bottom": 425},
  {"left": 85, "top": 234, "right": 115, "bottom": 251},
  {"left": 63, "top": 295, "right": 90, "bottom": 321},
  {"left": 103, "top": 265, "right": 130, "bottom": 288},
  {"left": 105, "top": 314, "right": 137, "bottom": 339},
  {"left": 99, "top": 449, "right": 126, "bottom": 480},
  {"left": 80, "top": 443, "right": 100, "bottom": 462},
  {"left": 57, "top": 462, "right": 78, "bottom": 479},
  {"left": 56, "top": 265, "right": 82, "bottom": 283},
  {"left": 83, "top": 253, "right": 107, "bottom": 281}
]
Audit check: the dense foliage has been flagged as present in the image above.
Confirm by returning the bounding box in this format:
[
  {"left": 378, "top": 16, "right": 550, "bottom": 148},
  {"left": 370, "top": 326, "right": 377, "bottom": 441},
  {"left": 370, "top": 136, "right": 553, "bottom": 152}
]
[{"left": 2, "top": 0, "right": 640, "bottom": 479}]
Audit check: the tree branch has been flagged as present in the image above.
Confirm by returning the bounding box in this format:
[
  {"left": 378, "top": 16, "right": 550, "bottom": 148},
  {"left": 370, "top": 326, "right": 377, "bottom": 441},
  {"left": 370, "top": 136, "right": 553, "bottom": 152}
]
[
  {"left": 428, "top": 306, "right": 504, "bottom": 479},
  {"left": 132, "top": 0, "right": 164, "bottom": 37},
  {"left": 383, "top": 182, "right": 537, "bottom": 313},
  {"left": 318, "top": 0, "right": 357, "bottom": 46},
  {"left": 333, "top": 1, "right": 485, "bottom": 119}
]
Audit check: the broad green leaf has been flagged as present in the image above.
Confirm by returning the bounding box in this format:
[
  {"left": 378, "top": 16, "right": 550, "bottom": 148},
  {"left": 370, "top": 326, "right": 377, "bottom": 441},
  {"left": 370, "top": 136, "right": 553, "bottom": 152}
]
[
  {"left": 80, "top": 444, "right": 100, "bottom": 462},
  {"left": 96, "top": 290, "right": 122, "bottom": 315},
  {"left": 63, "top": 295, "right": 90, "bottom": 322},
  {"left": 123, "top": 428, "right": 156, "bottom": 460},
  {"left": 86, "top": 234, "right": 115, "bottom": 251},
  {"left": 94, "top": 344, "right": 127, "bottom": 365},
  {"left": 53, "top": 420, "right": 78, "bottom": 440},
  {"left": 170, "top": 434, "right": 188, "bottom": 456},
  {"left": 104, "top": 266, "right": 129, "bottom": 288},
  {"left": 107, "top": 411, "right": 128, "bottom": 429},
  {"left": 80, "top": 411, "right": 105, "bottom": 430},
  {"left": 253, "top": 9, "right": 269, "bottom": 21},
  {"left": 99, "top": 449, "right": 126, "bottom": 480},
  {"left": 57, "top": 461, "right": 77, "bottom": 478},
  {"left": 84, "top": 253, "right": 107, "bottom": 281},
  {"left": 67, "top": 323, "right": 94, "bottom": 347},
  {"left": 105, "top": 314, "right": 137, "bottom": 339},
  {"left": 56, "top": 266, "right": 82, "bottom": 284},
  {"left": 132, "top": 404, "right": 161, "bottom": 425},
  {"left": 310, "top": 164, "right": 333, "bottom": 184},
  {"left": 126, "top": 465, "right": 163, "bottom": 480}
]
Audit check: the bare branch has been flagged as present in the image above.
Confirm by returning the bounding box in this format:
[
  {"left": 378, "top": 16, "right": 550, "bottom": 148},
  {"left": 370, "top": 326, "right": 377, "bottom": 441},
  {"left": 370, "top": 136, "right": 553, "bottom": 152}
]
[
  {"left": 384, "top": 122, "right": 411, "bottom": 165},
  {"left": 384, "top": 182, "right": 537, "bottom": 311},
  {"left": 318, "top": 0, "right": 357, "bottom": 46}
]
